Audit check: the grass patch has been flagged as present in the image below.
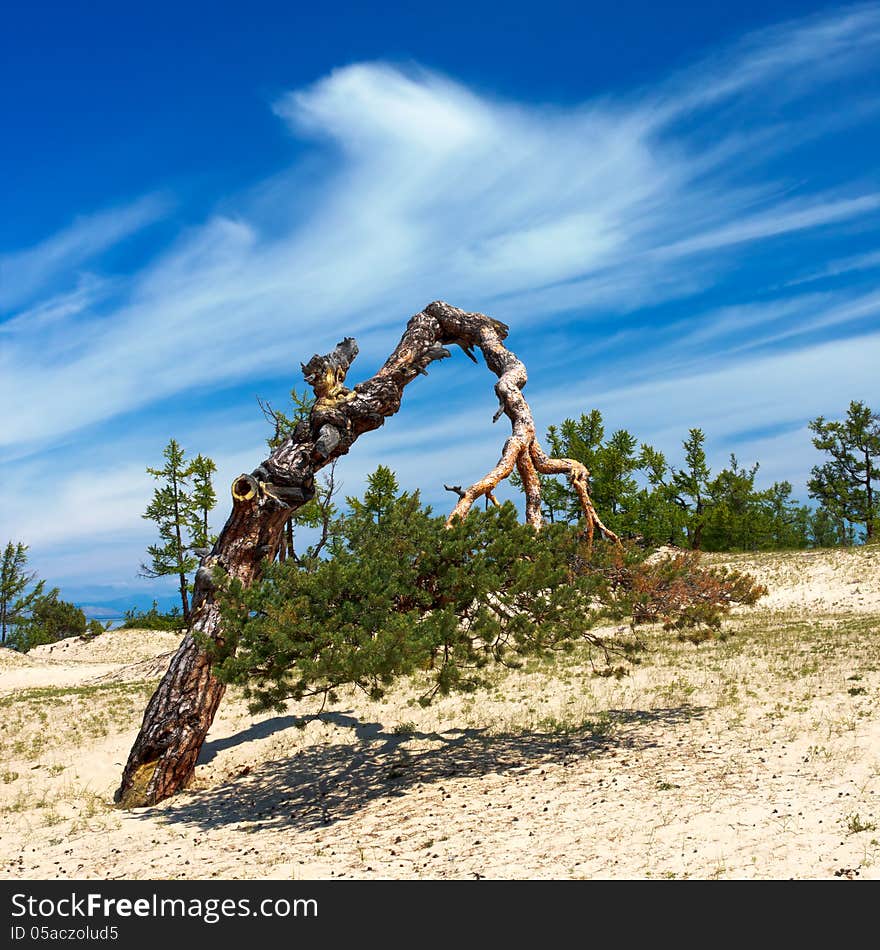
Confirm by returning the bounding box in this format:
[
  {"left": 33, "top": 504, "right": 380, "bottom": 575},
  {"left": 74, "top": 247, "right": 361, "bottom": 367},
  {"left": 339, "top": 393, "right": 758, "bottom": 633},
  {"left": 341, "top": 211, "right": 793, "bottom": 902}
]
[{"left": 845, "top": 813, "right": 877, "bottom": 835}]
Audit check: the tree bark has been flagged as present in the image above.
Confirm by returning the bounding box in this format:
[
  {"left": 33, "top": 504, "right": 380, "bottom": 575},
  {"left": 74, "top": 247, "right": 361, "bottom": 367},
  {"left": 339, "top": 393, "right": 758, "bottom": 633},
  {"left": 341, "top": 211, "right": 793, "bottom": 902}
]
[{"left": 115, "top": 301, "right": 618, "bottom": 808}]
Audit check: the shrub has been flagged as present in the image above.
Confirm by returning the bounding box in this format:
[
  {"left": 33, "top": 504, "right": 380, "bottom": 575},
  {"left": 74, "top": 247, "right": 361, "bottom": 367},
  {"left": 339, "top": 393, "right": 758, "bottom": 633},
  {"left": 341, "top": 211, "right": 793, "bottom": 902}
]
[
  {"left": 84, "top": 618, "right": 110, "bottom": 639},
  {"left": 7, "top": 593, "right": 87, "bottom": 651},
  {"left": 120, "top": 601, "right": 186, "bottom": 631},
  {"left": 621, "top": 550, "right": 767, "bottom": 634}
]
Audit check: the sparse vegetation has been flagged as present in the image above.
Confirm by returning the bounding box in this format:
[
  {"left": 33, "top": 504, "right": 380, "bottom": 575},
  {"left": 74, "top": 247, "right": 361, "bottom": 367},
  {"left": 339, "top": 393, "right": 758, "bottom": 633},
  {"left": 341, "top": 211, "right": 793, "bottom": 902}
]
[{"left": 844, "top": 813, "right": 877, "bottom": 835}]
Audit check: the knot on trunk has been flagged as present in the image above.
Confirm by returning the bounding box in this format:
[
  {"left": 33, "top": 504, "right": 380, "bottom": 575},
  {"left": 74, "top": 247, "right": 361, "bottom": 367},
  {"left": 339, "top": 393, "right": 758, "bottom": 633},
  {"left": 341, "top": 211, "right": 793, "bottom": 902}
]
[
  {"left": 302, "top": 337, "right": 359, "bottom": 401},
  {"left": 231, "top": 474, "right": 259, "bottom": 502}
]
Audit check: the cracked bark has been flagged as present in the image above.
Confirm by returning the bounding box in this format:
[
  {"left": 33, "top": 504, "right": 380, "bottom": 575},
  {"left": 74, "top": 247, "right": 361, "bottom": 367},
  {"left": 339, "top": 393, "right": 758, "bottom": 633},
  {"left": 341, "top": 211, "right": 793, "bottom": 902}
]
[{"left": 115, "top": 301, "right": 617, "bottom": 807}]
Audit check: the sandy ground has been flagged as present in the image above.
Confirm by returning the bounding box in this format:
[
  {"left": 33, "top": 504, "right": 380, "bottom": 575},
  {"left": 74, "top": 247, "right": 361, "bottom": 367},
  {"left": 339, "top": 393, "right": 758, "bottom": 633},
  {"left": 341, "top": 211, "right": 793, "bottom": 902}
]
[
  {"left": 707, "top": 545, "right": 880, "bottom": 614},
  {"left": 1, "top": 546, "right": 878, "bottom": 880}
]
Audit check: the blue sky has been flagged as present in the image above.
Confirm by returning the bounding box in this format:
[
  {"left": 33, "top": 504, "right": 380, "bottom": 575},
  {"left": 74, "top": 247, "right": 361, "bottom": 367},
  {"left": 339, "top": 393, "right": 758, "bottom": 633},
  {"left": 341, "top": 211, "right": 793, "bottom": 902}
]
[{"left": 2, "top": 1, "right": 879, "bottom": 614}]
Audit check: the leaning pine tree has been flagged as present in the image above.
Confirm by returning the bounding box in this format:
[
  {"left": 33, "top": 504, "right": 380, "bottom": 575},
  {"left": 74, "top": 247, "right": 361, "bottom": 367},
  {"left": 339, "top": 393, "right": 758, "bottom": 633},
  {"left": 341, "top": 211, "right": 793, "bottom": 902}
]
[
  {"left": 214, "top": 479, "right": 630, "bottom": 710},
  {"left": 115, "top": 301, "right": 761, "bottom": 808},
  {"left": 212, "top": 470, "right": 764, "bottom": 711}
]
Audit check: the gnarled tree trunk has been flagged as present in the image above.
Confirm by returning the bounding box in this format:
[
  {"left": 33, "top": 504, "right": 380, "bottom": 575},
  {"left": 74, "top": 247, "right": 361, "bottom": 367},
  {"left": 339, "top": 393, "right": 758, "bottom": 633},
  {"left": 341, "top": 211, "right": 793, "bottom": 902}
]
[{"left": 115, "top": 301, "right": 618, "bottom": 807}]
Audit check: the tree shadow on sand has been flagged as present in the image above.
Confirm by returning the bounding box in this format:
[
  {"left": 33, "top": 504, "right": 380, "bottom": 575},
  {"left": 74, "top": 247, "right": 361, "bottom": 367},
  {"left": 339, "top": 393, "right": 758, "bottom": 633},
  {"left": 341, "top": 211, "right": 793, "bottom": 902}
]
[
  {"left": 139, "top": 704, "right": 706, "bottom": 833},
  {"left": 195, "top": 711, "right": 406, "bottom": 765}
]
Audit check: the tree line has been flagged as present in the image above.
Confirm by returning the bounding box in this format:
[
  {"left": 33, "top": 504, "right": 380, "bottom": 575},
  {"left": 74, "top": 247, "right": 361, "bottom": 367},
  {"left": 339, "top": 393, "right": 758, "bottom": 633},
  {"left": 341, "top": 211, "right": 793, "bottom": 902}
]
[
  {"left": 508, "top": 398, "right": 878, "bottom": 550},
  {"left": 1, "top": 399, "right": 876, "bottom": 651}
]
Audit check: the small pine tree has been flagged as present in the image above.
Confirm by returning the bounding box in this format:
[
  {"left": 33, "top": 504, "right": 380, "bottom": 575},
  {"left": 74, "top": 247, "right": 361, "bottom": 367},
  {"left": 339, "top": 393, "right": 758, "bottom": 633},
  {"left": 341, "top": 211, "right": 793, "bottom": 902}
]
[
  {"left": 759, "top": 481, "right": 811, "bottom": 550},
  {"left": 808, "top": 400, "right": 880, "bottom": 542},
  {"left": 527, "top": 412, "right": 648, "bottom": 533},
  {"left": 702, "top": 455, "right": 761, "bottom": 551},
  {"left": 671, "top": 428, "right": 713, "bottom": 550},
  {"left": 0, "top": 541, "right": 47, "bottom": 646},
  {"left": 141, "top": 439, "right": 217, "bottom": 622},
  {"left": 808, "top": 504, "right": 854, "bottom": 547},
  {"left": 8, "top": 592, "right": 86, "bottom": 651},
  {"left": 189, "top": 454, "right": 218, "bottom": 551},
  {"left": 347, "top": 465, "right": 400, "bottom": 525},
  {"left": 634, "top": 444, "right": 686, "bottom": 546}
]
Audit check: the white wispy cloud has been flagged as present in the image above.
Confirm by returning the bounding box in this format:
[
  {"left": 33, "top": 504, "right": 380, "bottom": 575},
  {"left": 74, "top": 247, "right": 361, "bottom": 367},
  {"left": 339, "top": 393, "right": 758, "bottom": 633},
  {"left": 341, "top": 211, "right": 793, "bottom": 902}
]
[
  {"left": 552, "top": 330, "right": 880, "bottom": 469},
  {"left": 783, "top": 247, "right": 880, "bottom": 286},
  {"left": 0, "top": 194, "right": 169, "bottom": 313},
  {"left": 653, "top": 194, "right": 880, "bottom": 259},
  {"left": 651, "top": 3, "right": 880, "bottom": 120},
  {"left": 3, "top": 464, "right": 153, "bottom": 547},
  {"left": 0, "top": 275, "right": 111, "bottom": 336},
  {"left": 2, "top": 8, "right": 879, "bottom": 456}
]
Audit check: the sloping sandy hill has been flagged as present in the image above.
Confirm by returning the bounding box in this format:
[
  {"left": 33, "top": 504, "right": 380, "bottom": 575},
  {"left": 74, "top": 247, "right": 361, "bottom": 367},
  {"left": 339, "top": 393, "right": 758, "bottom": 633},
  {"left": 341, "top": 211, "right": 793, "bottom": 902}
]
[
  {"left": 0, "top": 629, "right": 180, "bottom": 693},
  {"left": 1, "top": 548, "right": 878, "bottom": 881},
  {"left": 28, "top": 629, "right": 182, "bottom": 664},
  {"left": 0, "top": 648, "right": 39, "bottom": 669},
  {"left": 707, "top": 545, "right": 880, "bottom": 613}
]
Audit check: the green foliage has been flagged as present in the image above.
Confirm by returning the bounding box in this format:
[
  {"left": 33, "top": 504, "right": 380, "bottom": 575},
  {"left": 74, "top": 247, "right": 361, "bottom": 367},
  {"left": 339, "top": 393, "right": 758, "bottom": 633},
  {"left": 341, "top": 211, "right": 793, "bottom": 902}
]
[
  {"left": 699, "top": 460, "right": 812, "bottom": 552},
  {"left": 757, "top": 480, "right": 812, "bottom": 550},
  {"left": 188, "top": 454, "right": 218, "bottom": 551},
  {"left": 522, "top": 409, "right": 852, "bottom": 552},
  {"left": 211, "top": 481, "right": 615, "bottom": 711},
  {"left": 259, "top": 386, "right": 315, "bottom": 451},
  {"left": 622, "top": 550, "right": 767, "bottom": 635},
  {"left": 699, "top": 453, "right": 756, "bottom": 550},
  {"left": 346, "top": 465, "right": 400, "bottom": 526},
  {"left": 6, "top": 592, "right": 86, "bottom": 651},
  {"left": 142, "top": 439, "right": 197, "bottom": 613},
  {"left": 287, "top": 465, "right": 342, "bottom": 564},
  {"left": 120, "top": 601, "right": 186, "bottom": 631},
  {"left": 1, "top": 541, "right": 48, "bottom": 646},
  {"left": 669, "top": 428, "right": 713, "bottom": 549},
  {"left": 85, "top": 619, "right": 109, "bottom": 638},
  {"left": 539, "top": 412, "right": 647, "bottom": 534},
  {"left": 808, "top": 504, "right": 855, "bottom": 547},
  {"left": 141, "top": 438, "right": 217, "bottom": 620},
  {"left": 808, "top": 400, "right": 880, "bottom": 542},
  {"left": 208, "top": 468, "right": 765, "bottom": 714},
  {"left": 629, "top": 445, "right": 686, "bottom": 546}
]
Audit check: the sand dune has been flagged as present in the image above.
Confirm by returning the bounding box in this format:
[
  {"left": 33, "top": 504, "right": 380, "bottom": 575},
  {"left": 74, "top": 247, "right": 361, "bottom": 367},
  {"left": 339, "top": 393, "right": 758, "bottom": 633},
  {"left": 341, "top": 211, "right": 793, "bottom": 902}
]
[{"left": 1, "top": 547, "right": 878, "bottom": 880}]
